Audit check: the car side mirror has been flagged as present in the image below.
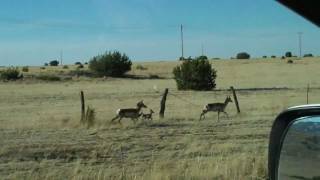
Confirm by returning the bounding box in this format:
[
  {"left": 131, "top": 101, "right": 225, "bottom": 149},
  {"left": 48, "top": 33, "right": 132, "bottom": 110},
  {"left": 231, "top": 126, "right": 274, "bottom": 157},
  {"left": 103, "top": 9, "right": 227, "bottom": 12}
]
[{"left": 268, "top": 105, "right": 320, "bottom": 180}]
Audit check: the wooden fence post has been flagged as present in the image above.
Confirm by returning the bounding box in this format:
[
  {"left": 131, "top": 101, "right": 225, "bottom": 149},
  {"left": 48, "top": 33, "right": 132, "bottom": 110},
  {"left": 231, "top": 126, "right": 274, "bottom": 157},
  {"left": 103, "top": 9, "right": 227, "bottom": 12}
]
[
  {"left": 230, "top": 86, "right": 240, "bottom": 113},
  {"left": 80, "top": 91, "right": 85, "bottom": 123},
  {"left": 159, "top": 88, "right": 169, "bottom": 119},
  {"left": 307, "top": 84, "right": 310, "bottom": 104}
]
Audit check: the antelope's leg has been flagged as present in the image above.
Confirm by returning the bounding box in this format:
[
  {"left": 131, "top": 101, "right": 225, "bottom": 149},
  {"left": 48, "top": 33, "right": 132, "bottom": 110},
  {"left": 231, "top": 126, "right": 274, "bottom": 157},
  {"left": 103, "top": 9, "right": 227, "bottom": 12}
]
[
  {"left": 118, "top": 117, "right": 123, "bottom": 124},
  {"left": 111, "top": 115, "right": 119, "bottom": 122},
  {"left": 199, "top": 112, "right": 205, "bottom": 120}
]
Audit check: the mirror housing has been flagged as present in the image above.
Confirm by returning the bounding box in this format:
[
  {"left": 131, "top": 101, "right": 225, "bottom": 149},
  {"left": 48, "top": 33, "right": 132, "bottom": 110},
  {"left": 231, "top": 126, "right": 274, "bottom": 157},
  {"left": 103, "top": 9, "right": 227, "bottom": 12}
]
[{"left": 268, "top": 104, "right": 320, "bottom": 180}]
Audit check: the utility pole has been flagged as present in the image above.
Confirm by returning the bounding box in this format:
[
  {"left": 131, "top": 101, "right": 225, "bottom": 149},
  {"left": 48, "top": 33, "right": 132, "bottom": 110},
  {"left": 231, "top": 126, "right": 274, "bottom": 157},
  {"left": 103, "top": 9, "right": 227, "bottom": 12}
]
[
  {"left": 60, "top": 50, "right": 63, "bottom": 65},
  {"left": 298, "top": 32, "right": 303, "bottom": 58},
  {"left": 180, "top": 24, "right": 184, "bottom": 58},
  {"left": 201, "top": 43, "right": 204, "bottom": 56}
]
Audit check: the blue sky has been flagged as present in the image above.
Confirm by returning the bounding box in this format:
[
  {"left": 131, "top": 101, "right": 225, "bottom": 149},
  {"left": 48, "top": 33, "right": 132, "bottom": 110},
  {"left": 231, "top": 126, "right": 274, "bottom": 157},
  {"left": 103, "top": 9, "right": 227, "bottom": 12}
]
[{"left": 0, "top": 0, "right": 319, "bottom": 66}]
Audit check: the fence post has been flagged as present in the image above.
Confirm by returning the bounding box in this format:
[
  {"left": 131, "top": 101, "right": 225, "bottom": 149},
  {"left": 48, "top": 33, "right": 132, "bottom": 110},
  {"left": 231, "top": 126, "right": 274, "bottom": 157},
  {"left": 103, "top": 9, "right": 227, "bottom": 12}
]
[
  {"left": 80, "top": 91, "right": 85, "bottom": 123},
  {"left": 230, "top": 86, "right": 240, "bottom": 113},
  {"left": 159, "top": 88, "right": 169, "bottom": 119},
  {"left": 307, "top": 84, "right": 310, "bottom": 104}
]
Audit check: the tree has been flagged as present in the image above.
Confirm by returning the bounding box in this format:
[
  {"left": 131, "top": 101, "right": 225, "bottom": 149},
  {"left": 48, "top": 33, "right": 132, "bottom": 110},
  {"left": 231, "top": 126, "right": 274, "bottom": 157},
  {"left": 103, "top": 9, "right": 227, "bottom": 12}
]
[
  {"left": 49, "top": 60, "right": 59, "bottom": 66},
  {"left": 304, "top": 53, "right": 313, "bottom": 57},
  {"left": 173, "top": 58, "right": 217, "bottom": 90},
  {"left": 285, "top": 51, "right": 292, "bottom": 57},
  {"left": 75, "top": 62, "right": 82, "bottom": 65},
  {"left": 236, "top": 52, "right": 250, "bottom": 59},
  {"left": 89, "top": 51, "right": 132, "bottom": 77},
  {"left": 197, "top": 55, "right": 208, "bottom": 60}
]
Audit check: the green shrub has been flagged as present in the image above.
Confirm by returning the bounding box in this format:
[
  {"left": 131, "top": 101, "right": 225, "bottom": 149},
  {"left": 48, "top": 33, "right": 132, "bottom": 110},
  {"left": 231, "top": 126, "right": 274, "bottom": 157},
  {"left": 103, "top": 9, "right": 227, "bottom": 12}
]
[
  {"left": 49, "top": 60, "right": 59, "bottom": 66},
  {"left": 36, "top": 74, "right": 61, "bottom": 81},
  {"left": 285, "top": 51, "right": 292, "bottom": 57},
  {"left": 22, "top": 66, "right": 29, "bottom": 72},
  {"left": 0, "top": 67, "right": 23, "bottom": 80},
  {"left": 197, "top": 55, "right": 208, "bottom": 60},
  {"left": 77, "top": 64, "right": 84, "bottom": 69},
  {"left": 287, "top": 59, "right": 293, "bottom": 64},
  {"left": 63, "top": 65, "right": 69, "bottom": 69},
  {"left": 271, "top": 55, "right": 276, "bottom": 58},
  {"left": 179, "top": 56, "right": 185, "bottom": 61},
  {"left": 75, "top": 62, "right": 82, "bottom": 65},
  {"left": 236, "top": 52, "right": 250, "bottom": 59},
  {"left": 304, "top": 53, "right": 313, "bottom": 57},
  {"left": 262, "top": 56, "right": 267, "bottom": 58},
  {"left": 173, "top": 58, "right": 217, "bottom": 90},
  {"left": 89, "top": 51, "right": 132, "bottom": 77}
]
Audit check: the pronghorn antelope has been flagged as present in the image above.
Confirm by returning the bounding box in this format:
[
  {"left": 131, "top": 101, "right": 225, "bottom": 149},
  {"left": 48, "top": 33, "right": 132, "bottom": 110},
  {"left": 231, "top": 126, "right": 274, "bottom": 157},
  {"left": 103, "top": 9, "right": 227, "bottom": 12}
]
[
  {"left": 111, "top": 100, "right": 147, "bottom": 124},
  {"left": 200, "top": 96, "right": 233, "bottom": 121},
  {"left": 141, "top": 109, "right": 154, "bottom": 121}
]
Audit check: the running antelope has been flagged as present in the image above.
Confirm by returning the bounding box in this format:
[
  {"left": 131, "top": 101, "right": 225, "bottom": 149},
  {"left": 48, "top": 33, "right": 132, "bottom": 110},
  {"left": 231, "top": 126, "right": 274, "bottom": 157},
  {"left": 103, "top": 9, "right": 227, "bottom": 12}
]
[
  {"left": 199, "top": 96, "right": 233, "bottom": 121},
  {"left": 111, "top": 100, "right": 147, "bottom": 124},
  {"left": 141, "top": 109, "right": 154, "bottom": 121}
]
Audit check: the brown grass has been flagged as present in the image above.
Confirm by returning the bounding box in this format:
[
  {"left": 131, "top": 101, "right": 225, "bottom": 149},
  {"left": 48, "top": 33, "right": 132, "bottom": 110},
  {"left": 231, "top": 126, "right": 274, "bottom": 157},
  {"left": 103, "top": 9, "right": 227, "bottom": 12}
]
[{"left": 0, "top": 57, "right": 319, "bottom": 179}]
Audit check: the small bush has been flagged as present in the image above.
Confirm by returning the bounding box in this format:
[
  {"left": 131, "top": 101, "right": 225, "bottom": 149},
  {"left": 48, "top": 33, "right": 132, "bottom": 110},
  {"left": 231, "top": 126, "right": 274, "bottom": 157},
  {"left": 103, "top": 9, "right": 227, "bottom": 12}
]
[
  {"left": 36, "top": 74, "right": 61, "bottom": 81},
  {"left": 89, "top": 51, "right": 132, "bottom": 77},
  {"left": 173, "top": 58, "right": 217, "bottom": 90},
  {"left": 136, "top": 64, "right": 148, "bottom": 70},
  {"left": 22, "top": 66, "right": 29, "bottom": 72},
  {"left": 77, "top": 64, "right": 84, "bottom": 69},
  {"left": 287, "top": 59, "right": 293, "bottom": 64},
  {"left": 63, "top": 65, "right": 69, "bottom": 69},
  {"left": 75, "top": 62, "right": 82, "bottom": 65},
  {"left": 84, "top": 62, "right": 88, "bottom": 65},
  {"left": 262, "top": 56, "right": 267, "bottom": 58},
  {"left": 197, "top": 55, "right": 208, "bottom": 60},
  {"left": 0, "top": 67, "right": 23, "bottom": 80},
  {"left": 271, "top": 55, "right": 276, "bottom": 58},
  {"left": 212, "top": 57, "right": 220, "bottom": 60},
  {"left": 285, "top": 51, "right": 292, "bottom": 57},
  {"left": 44, "top": 63, "right": 49, "bottom": 66},
  {"left": 179, "top": 57, "right": 185, "bottom": 61},
  {"left": 40, "top": 67, "right": 46, "bottom": 70},
  {"left": 281, "top": 56, "right": 285, "bottom": 59},
  {"left": 49, "top": 60, "right": 59, "bottom": 66},
  {"left": 304, "top": 53, "right": 313, "bottom": 57},
  {"left": 236, "top": 52, "right": 250, "bottom": 59}
]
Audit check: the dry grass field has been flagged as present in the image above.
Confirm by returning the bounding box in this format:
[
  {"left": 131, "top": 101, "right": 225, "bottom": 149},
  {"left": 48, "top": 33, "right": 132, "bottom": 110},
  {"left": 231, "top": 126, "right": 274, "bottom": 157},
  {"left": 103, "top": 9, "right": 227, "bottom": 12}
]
[{"left": 1, "top": 58, "right": 320, "bottom": 179}]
